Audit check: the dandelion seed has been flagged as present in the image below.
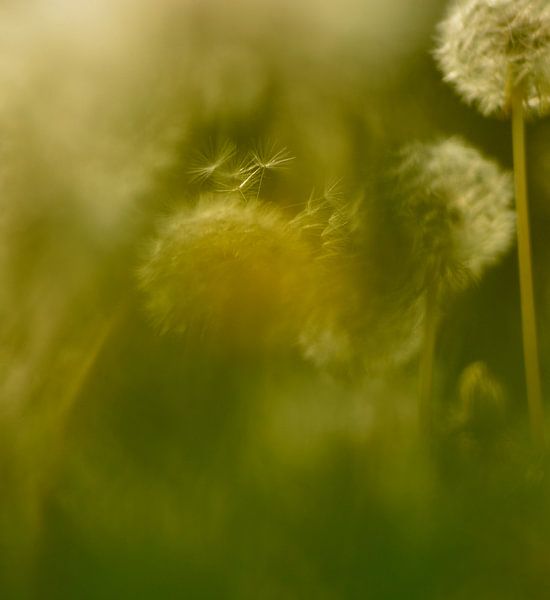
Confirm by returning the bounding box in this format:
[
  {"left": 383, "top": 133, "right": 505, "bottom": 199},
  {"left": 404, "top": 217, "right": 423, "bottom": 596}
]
[
  {"left": 187, "top": 140, "right": 236, "bottom": 184},
  {"left": 138, "top": 196, "right": 318, "bottom": 350},
  {"left": 212, "top": 143, "right": 294, "bottom": 201},
  {"left": 289, "top": 180, "right": 346, "bottom": 247},
  {"left": 250, "top": 143, "right": 295, "bottom": 171},
  {"left": 435, "top": 0, "right": 550, "bottom": 116},
  {"left": 250, "top": 143, "right": 294, "bottom": 201},
  {"left": 321, "top": 198, "right": 360, "bottom": 260},
  {"left": 213, "top": 154, "right": 261, "bottom": 201}
]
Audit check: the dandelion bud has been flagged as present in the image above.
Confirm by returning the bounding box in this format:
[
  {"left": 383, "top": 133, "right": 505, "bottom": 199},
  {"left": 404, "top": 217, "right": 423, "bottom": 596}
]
[
  {"left": 396, "top": 137, "right": 516, "bottom": 292},
  {"left": 458, "top": 361, "right": 506, "bottom": 434},
  {"left": 435, "top": 0, "right": 550, "bottom": 116},
  {"left": 138, "top": 196, "right": 317, "bottom": 350}
]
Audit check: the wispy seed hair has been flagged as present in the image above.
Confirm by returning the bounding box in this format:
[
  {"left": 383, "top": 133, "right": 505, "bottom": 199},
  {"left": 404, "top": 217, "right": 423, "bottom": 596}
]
[{"left": 187, "top": 140, "right": 236, "bottom": 184}]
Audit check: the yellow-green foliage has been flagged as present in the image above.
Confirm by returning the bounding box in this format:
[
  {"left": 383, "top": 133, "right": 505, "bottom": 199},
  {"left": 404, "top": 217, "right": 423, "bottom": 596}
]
[{"left": 1, "top": 1, "right": 550, "bottom": 598}]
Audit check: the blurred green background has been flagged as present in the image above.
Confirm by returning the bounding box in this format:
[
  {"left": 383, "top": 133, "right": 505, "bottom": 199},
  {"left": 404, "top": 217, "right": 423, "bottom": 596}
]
[{"left": 1, "top": 0, "right": 550, "bottom": 597}]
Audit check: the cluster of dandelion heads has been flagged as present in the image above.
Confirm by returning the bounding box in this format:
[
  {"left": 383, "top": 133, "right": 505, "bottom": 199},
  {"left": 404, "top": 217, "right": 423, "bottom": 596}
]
[
  {"left": 395, "top": 137, "right": 516, "bottom": 294},
  {"left": 435, "top": 0, "right": 550, "bottom": 116},
  {"left": 138, "top": 196, "right": 318, "bottom": 351}
]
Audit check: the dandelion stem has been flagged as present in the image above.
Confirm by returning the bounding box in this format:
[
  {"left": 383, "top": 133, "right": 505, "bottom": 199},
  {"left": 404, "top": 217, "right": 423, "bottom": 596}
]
[
  {"left": 511, "top": 88, "right": 545, "bottom": 447},
  {"left": 418, "top": 284, "right": 438, "bottom": 435}
]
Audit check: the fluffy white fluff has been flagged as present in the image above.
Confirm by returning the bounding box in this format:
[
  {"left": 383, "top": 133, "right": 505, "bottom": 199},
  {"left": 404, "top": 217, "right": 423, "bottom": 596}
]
[
  {"left": 397, "top": 137, "right": 516, "bottom": 290},
  {"left": 435, "top": 0, "right": 550, "bottom": 116}
]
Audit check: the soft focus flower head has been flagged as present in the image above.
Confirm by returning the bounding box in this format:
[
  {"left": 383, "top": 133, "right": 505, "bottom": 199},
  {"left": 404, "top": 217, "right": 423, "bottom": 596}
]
[
  {"left": 138, "top": 196, "right": 318, "bottom": 351},
  {"left": 435, "top": 0, "right": 550, "bottom": 116},
  {"left": 396, "top": 137, "right": 516, "bottom": 292}
]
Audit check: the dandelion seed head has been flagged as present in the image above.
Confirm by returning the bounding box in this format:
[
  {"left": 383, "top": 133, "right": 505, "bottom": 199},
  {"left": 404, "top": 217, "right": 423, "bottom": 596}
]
[
  {"left": 397, "top": 137, "right": 516, "bottom": 291},
  {"left": 435, "top": 0, "right": 550, "bottom": 116},
  {"left": 138, "top": 196, "right": 317, "bottom": 349}
]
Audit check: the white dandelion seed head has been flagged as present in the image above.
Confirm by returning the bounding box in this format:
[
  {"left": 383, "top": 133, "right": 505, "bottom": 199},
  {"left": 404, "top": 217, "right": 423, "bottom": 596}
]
[
  {"left": 435, "top": 0, "right": 550, "bottom": 116},
  {"left": 397, "top": 137, "right": 516, "bottom": 291},
  {"left": 138, "top": 196, "right": 317, "bottom": 349}
]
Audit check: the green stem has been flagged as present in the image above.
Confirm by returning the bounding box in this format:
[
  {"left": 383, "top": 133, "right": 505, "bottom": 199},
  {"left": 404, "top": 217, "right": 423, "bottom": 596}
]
[
  {"left": 511, "top": 89, "right": 545, "bottom": 448},
  {"left": 418, "top": 284, "right": 438, "bottom": 435}
]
